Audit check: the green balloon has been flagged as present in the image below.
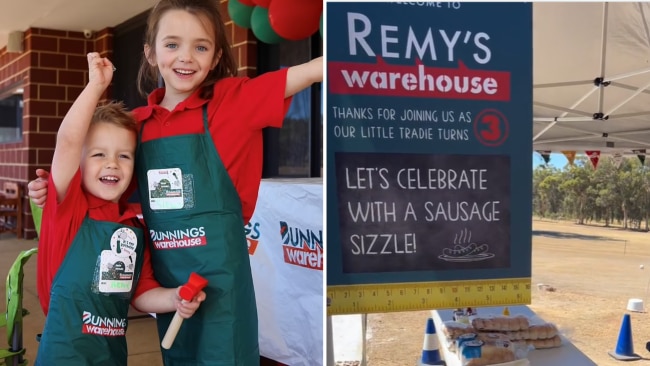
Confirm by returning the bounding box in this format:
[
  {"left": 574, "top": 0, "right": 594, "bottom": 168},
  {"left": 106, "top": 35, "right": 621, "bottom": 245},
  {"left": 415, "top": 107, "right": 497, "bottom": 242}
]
[
  {"left": 251, "top": 6, "right": 283, "bottom": 44},
  {"left": 228, "top": 0, "right": 254, "bottom": 29}
]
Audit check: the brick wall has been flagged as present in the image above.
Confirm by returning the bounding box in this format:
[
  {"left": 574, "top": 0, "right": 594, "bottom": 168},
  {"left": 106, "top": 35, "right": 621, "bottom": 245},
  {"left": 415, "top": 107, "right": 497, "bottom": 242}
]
[
  {"left": 221, "top": 0, "right": 258, "bottom": 77},
  {"left": 0, "top": 28, "right": 112, "bottom": 239},
  {"left": 0, "top": 50, "right": 28, "bottom": 182},
  {"left": 0, "top": 1, "right": 260, "bottom": 239}
]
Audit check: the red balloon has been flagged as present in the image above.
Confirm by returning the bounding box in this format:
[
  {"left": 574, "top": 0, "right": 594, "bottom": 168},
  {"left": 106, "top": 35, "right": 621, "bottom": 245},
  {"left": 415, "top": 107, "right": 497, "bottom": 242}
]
[
  {"left": 239, "top": 0, "right": 255, "bottom": 5},
  {"left": 269, "top": 0, "right": 323, "bottom": 41},
  {"left": 252, "top": 0, "right": 272, "bottom": 8}
]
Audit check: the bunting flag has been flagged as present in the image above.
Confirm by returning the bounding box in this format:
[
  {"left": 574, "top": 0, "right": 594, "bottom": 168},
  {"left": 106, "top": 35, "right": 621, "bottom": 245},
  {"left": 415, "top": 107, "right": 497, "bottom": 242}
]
[
  {"left": 561, "top": 151, "right": 576, "bottom": 166},
  {"left": 586, "top": 150, "right": 601, "bottom": 169},
  {"left": 536, "top": 150, "right": 552, "bottom": 165},
  {"left": 611, "top": 151, "right": 624, "bottom": 169},
  {"left": 633, "top": 149, "right": 646, "bottom": 166}
]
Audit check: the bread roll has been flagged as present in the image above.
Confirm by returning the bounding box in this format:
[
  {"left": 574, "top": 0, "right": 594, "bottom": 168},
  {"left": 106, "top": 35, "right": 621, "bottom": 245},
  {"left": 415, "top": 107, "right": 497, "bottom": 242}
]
[
  {"left": 505, "top": 322, "right": 558, "bottom": 340},
  {"left": 477, "top": 332, "right": 510, "bottom": 345},
  {"left": 527, "top": 335, "right": 563, "bottom": 349},
  {"left": 461, "top": 339, "right": 517, "bottom": 366},
  {"left": 471, "top": 315, "right": 529, "bottom": 332},
  {"left": 441, "top": 320, "right": 474, "bottom": 339}
]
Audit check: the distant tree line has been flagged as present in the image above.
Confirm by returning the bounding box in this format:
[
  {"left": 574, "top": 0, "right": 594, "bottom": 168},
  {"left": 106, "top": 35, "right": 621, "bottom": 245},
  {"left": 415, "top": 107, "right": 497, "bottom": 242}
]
[{"left": 533, "top": 155, "right": 650, "bottom": 230}]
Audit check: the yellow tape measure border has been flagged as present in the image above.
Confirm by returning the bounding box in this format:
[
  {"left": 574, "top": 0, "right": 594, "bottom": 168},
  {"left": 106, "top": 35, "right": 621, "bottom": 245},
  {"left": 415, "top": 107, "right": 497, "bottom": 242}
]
[{"left": 327, "top": 278, "right": 531, "bottom": 315}]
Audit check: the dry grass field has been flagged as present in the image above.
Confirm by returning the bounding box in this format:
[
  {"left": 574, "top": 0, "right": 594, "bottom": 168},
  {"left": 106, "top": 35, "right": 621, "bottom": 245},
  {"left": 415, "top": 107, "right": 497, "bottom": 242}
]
[{"left": 365, "top": 218, "right": 650, "bottom": 365}]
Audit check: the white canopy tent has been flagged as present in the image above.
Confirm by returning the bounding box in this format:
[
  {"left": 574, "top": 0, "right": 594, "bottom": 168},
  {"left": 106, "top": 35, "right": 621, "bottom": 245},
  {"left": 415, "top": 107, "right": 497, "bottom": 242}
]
[{"left": 533, "top": 2, "right": 650, "bottom": 157}]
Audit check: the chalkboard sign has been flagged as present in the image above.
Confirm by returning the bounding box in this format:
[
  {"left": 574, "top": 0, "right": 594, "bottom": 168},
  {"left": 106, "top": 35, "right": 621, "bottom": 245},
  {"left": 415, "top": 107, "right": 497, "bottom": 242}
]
[
  {"left": 327, "top": 2, "right": 532, "bottom": 286},
  {"left": 336, "top": 152, "right": 511, "bottom": 273}
]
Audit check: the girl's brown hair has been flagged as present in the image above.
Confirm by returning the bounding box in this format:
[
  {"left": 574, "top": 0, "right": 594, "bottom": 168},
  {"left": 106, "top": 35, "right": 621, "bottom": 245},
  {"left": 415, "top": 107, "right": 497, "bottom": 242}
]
[{"left": 136, "top": 0, "right": 238, "bottom": 100}]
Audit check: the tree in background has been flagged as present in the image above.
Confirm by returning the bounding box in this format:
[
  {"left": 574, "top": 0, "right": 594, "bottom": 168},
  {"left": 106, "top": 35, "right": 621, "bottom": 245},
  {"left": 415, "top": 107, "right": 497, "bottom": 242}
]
[{"left": 532, "top": 155, "right": 650, "bottom": 230}]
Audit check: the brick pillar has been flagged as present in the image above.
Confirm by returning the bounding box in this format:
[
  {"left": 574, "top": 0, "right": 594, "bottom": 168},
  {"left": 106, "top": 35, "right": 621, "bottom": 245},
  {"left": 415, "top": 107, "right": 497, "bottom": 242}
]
[
  {"left": 221, "top": 0, "right": 258, "bottom": 77},
  {"left": 0, "top": 27, "right": 113, "bottom": 239}
]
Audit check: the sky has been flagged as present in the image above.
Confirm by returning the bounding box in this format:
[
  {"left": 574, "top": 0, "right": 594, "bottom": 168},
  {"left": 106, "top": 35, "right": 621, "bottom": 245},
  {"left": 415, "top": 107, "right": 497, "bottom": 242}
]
[{"left": 532, "top": 152, "right": 569, "bottom": 169}]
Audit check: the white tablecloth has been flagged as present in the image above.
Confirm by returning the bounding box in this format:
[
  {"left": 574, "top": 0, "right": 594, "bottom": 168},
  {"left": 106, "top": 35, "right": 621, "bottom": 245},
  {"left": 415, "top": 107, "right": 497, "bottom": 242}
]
[
  {"left": 248, "top": 179, "right": 323, "bottom": 366},
  {"left": 431, "top": 306, "right": 597, "bottom": 366}
]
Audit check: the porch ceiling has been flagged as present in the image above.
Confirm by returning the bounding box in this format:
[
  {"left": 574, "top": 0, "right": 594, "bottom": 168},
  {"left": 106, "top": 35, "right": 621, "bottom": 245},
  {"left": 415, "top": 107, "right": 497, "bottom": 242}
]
[{"left": 0, "top": 0, "right": 158, "bottom": 49}]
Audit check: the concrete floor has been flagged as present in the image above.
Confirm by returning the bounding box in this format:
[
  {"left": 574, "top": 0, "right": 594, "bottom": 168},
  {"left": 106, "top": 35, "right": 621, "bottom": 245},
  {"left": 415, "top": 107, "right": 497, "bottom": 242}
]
[{"left": 0, "top": 232, "right": 283, "bottom": 365}]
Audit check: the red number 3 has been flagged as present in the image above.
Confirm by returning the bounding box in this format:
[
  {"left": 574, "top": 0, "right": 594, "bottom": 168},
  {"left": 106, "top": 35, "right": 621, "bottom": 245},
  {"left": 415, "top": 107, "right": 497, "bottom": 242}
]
[
  {"left": 480, "top": 114, "right": 501, "bottom": 141},
  {"left": 473, "top": 109, "right": 509, "bottom": 147}
]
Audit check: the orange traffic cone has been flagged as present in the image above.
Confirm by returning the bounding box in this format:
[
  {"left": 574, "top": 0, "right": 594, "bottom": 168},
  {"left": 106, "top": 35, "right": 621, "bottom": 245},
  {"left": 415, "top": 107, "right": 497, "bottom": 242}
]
[{"left": 608, "top": 314, "right": 641, "bottom": 360}]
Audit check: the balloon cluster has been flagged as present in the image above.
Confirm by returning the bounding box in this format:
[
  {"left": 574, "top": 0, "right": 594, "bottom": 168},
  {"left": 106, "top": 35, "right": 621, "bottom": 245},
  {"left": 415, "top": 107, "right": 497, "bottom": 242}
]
[{"left": 228, "top": 0, "right": 323, "bottom": 44}]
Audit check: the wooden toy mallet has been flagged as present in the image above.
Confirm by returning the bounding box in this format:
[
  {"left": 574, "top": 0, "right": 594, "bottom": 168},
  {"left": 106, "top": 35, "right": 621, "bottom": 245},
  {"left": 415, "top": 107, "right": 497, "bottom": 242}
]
[{"left": 161, "top": 272, "right": 208, "bottom": 349}]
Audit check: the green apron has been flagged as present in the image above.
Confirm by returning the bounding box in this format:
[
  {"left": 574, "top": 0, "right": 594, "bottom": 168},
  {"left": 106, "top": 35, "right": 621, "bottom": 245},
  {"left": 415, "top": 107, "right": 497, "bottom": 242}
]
[
  {"left": 37, "top": 216, "right": 144, "bottom": 366},
  {"left": 136, "top": 105, "right": 259, "bottom": 365}
]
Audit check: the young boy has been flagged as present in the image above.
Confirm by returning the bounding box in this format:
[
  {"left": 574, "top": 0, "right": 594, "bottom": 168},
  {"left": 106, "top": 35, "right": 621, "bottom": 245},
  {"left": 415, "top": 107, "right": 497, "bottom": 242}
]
[{"left": 35, "top": 52, "right": 205, "bottom": 366}]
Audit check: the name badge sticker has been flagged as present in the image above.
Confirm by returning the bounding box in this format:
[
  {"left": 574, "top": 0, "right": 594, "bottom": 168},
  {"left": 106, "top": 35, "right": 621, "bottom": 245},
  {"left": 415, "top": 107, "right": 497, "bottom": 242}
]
[
  {"left": 110, "top": 227, "right": 138, "bottom": 257},
  {"left": 98, "top": 250, "right": 136, "bottom": 293},
  {"left": 98, "top": 227, "right": 138, "bottom": 293},
  {"left": 147, "top": 168, "right": 184, "bottom": 210}
]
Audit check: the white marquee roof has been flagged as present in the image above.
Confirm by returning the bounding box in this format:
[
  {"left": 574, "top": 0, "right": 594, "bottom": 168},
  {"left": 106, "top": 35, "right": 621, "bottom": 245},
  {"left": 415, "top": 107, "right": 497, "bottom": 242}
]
[{"left": 533, "top": 2, "right": 650, "bottom": 156}]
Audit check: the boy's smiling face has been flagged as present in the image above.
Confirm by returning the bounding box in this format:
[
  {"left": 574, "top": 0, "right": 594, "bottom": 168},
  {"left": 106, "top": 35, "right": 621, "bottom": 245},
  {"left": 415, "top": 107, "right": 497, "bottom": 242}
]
[{"left": 80, "top": 122, "right": 136, "bottom": 203}]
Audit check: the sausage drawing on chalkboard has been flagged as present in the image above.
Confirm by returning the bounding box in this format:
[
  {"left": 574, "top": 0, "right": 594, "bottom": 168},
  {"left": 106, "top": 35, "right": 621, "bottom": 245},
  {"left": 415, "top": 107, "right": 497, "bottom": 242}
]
[
  {"left": 438, "top": 228, "right": 495, "bottom": 262},
  {"left": 442, "top": 243, "right": 476, "bottom": 257}
]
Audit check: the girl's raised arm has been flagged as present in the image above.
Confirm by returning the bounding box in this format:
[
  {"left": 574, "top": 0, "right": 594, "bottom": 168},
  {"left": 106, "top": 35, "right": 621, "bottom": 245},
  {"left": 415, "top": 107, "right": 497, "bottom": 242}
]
[{"left": 284, "top": 56, "right": 323, "bottom": 98}]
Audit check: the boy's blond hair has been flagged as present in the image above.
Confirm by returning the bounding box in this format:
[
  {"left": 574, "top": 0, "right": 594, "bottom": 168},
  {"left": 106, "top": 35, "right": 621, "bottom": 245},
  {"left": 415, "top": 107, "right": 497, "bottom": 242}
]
[{"left": 91, "top": 101, "right": 137, "bottom": 132}]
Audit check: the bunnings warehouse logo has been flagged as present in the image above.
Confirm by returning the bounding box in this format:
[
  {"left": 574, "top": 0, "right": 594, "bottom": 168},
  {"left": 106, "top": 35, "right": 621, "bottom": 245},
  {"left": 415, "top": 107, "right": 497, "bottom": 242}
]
[
  {"left": 280, "top": 221, "right": 323, "bottom": 270},
  {"left": 81, "top": 311, "right": 126, "bottom": 337},
  {"left": 245, "top": 222, "right": 261, "bottom": 255}
]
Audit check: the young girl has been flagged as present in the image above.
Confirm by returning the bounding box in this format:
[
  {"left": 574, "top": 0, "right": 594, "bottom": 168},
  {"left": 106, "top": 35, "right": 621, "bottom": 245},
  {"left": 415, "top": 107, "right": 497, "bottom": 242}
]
[
  {"left": 134, "top": 1, "right": 321, "bottom": 364},
  {"left": 30, "top": 0, "right": 322, "bottom": 364}
]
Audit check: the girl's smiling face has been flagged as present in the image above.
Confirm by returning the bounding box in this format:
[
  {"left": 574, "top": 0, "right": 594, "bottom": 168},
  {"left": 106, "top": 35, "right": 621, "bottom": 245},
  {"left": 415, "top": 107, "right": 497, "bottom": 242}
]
[{"left": 147, "top": 9, "right": 219, "bottom": 105}]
